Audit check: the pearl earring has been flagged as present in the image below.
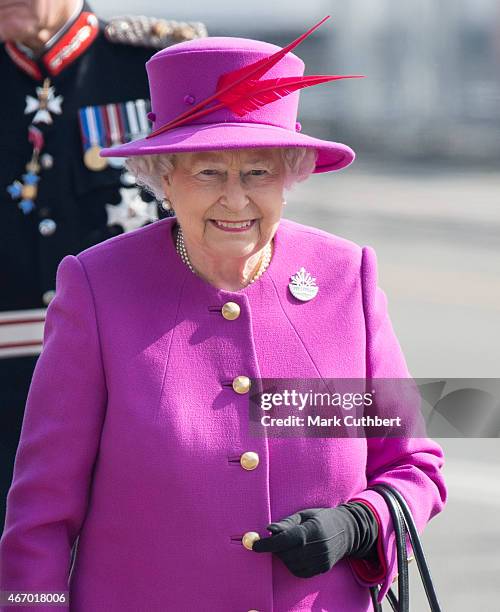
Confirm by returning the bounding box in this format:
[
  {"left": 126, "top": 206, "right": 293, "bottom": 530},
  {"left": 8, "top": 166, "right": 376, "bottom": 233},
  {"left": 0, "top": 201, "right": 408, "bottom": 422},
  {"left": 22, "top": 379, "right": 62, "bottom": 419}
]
[{"left": 161, "top": 198, "right": 172, "bottom": 211}]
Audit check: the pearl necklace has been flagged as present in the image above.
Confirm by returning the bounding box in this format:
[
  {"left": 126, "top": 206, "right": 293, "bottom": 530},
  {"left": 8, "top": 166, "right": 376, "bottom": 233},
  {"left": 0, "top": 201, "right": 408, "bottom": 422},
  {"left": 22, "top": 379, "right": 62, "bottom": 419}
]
[{"left": 175, "top": 224, "right": 272, "bottom": 285}]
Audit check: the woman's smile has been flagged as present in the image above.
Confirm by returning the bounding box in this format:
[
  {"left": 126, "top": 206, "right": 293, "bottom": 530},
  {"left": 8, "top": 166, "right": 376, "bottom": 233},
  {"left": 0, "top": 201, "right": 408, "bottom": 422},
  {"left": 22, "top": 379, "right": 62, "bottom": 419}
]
[{"left": 209, "top": 219, "right": 257, "bottom": 232}]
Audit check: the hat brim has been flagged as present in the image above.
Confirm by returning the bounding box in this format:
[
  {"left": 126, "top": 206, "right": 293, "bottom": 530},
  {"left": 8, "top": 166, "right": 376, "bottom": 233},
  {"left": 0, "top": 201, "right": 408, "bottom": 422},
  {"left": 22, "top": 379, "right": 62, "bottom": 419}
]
[{"left": 100, "top": 122, "right": 354, "bottom": 173}]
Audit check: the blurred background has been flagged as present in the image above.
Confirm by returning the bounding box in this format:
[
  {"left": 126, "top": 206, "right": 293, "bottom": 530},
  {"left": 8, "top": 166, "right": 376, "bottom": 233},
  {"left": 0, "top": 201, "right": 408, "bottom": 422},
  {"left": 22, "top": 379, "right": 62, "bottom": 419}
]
[{"left": 103, "top": 1, "right": 500, "bottom": 609}]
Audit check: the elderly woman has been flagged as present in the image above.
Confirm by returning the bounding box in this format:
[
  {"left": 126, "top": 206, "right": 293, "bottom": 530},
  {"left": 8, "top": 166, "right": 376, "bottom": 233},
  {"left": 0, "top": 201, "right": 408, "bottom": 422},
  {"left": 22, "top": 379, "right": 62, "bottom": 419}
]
[{"left": 0, "top": 20, "right": 447, "bottom": 612}]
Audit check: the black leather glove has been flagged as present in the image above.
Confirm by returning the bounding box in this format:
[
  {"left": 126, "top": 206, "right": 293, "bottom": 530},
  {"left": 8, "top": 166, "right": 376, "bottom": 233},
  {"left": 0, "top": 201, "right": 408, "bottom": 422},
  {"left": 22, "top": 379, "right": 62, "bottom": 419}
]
[{"left": 251, "top": 502, "right": 379, "bottom": 578}]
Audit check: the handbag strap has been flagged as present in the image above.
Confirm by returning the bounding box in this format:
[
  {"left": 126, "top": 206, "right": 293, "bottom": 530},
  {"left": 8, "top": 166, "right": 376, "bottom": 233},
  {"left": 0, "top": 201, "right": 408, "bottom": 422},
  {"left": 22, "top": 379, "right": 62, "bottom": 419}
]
[
  {"left": 371, "top": 485, "right": 410, "bottom": 612},
  {"left": 380, "top": 484, "right": 443, "bottom": 611},
  {"left": 368, "top": 483, "right": 442, "bottom": 612},
  {"left": 370, "top": 584, "right": 400, "bottom": 612}
]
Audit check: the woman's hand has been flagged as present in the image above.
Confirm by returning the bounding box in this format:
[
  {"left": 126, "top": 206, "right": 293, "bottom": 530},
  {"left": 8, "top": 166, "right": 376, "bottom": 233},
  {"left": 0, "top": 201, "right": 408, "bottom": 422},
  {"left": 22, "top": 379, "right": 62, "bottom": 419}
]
[{"left": 251, "top": 502, "right": 379, "bottom": 578}]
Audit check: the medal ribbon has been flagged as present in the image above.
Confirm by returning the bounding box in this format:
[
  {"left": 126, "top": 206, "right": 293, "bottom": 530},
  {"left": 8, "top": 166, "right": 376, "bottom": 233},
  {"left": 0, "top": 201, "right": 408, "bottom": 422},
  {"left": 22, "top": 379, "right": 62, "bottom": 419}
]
[
  {"left": 135, "top": 99, "right": 150, "bottom": 137},
  {"left": 106, "top": 104, "right": 123, "bottom": 145},
  {"left": 78, "top": 99, "right": 151, "bottom": 153},
  {"left": 78, "top": 106, "right": 104, "bottom": 149}
]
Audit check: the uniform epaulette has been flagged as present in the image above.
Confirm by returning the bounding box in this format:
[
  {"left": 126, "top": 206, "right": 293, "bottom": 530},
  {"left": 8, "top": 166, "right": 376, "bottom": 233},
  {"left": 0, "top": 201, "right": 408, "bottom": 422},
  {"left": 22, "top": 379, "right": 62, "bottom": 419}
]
[{"left": 104, "top": 15, "right": 208, "bottom": 49}]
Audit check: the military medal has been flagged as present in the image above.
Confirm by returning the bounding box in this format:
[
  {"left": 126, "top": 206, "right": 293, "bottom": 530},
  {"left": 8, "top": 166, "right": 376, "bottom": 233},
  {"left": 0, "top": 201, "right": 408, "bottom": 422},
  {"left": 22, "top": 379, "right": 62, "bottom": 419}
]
[
  {"left": 7, "top": 126, "right": 45, "bottom": 214},
  {"left": 78, "top": 98, "right": 150, "bottom": 171},
  {"left": 105, "top": 187, "right": 158, "bottom": 232},
  {"left": 106, "top": 99, "right": 150, "bottom": 168},
  {"left": 79, "top": 105, "right": 108, "bottom": 171},
  {"left": 288, "top": 267, "right": 319, "bottom": 301},
  {"left": 83, "top": 145, "right": 107, "bottom": 171},
  {"left": 126, "top": 98, "right": 150, "bottom": 139},
  {"left": 104, "top": 103, "right": 126, "bottom": 168},
  {"left": 111, "top": 98, "right": 149, "bottom": 168},
  {"left": 7, "top": 173, "right": 40, "bottom": 215},
  {"left": 24, "top": 77, "right": 63, "bottom": 125},
  {"left": 9, "top": 76, "right": 59, "bottom": 218}
]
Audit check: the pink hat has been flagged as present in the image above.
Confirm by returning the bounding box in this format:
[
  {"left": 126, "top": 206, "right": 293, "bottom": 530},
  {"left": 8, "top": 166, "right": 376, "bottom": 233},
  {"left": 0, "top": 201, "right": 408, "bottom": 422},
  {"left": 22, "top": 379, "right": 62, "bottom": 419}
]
[{"left": 100, "top": 17, "right": 362, "bottom": 173}]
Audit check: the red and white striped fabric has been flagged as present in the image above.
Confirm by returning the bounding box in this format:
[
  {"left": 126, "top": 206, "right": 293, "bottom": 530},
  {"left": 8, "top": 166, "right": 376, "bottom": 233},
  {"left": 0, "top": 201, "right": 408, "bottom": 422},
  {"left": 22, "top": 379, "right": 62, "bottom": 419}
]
[{"left": 0, "top": 309, "right": 46, "bottom": 359}]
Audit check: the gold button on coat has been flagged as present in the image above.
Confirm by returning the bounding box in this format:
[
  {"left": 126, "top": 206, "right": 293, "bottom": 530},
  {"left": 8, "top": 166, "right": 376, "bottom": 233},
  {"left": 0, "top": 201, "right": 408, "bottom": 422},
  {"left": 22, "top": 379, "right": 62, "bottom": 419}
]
[
  {"left": 240, "top": 451, "right": 259, "bottom": 471},
  {"left": 221, "top": 301, "right": 240, "bottom": 320},
  {"left": 242, "top": 531, "right": 260, "bottom": 550},
  {"left": 232, "top": 375, "right": 251, "bottom": 394}
]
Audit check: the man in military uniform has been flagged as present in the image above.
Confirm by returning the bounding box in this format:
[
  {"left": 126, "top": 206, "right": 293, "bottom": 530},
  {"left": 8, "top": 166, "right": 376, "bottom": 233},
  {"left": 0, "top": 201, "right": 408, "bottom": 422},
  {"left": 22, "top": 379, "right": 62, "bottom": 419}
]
[{"left": 0, "top": 0, "right": 207, "bottom": 534}]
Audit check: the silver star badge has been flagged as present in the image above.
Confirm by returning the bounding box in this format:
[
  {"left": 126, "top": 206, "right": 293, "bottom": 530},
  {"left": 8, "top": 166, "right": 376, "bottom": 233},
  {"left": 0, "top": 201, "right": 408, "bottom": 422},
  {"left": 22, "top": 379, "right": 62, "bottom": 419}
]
[
  {"left": 288, "top": 267, "right": 319, "bottom": 301},
  {"left": 106, "top": 187, "right": 158, "bottom": 233},
  {"left": 24, "top": 78, "right": 63, "bottom": 125}
]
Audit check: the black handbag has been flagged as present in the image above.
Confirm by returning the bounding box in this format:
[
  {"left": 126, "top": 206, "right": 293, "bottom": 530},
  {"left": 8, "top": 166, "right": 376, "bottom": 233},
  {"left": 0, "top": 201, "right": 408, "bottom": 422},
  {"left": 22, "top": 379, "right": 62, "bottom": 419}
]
[{"left": 367, "top": 483, "right": 442, "bottom": 612}]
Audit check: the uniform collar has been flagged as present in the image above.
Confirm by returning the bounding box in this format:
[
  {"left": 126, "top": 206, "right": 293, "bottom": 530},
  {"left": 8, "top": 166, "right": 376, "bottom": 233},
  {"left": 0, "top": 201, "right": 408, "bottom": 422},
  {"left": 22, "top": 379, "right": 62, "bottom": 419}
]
[{"left": 4, "top": 1, "right": 99, "bottom": 81}]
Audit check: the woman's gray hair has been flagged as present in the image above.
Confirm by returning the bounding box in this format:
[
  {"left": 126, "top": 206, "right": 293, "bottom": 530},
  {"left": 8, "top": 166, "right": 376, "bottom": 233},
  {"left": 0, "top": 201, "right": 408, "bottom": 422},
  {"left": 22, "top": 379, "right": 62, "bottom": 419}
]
[{"left": 124, "top": 147, "right": 318, "bottom": 203}]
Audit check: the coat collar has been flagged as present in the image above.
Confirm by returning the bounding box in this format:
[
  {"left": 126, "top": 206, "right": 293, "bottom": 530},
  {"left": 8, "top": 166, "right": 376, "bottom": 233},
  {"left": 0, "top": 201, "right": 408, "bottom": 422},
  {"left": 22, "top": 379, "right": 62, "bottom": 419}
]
[{"left": 4, "top": 2, "right": 99, "bottom": 81}]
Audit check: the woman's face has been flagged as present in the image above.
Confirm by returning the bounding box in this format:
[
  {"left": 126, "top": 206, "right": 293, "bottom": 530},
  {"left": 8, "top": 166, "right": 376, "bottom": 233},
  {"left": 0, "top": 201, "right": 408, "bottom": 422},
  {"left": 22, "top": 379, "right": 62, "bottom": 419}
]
[{"left": 162, "top": 148, "right": 286, "bottom": 261}]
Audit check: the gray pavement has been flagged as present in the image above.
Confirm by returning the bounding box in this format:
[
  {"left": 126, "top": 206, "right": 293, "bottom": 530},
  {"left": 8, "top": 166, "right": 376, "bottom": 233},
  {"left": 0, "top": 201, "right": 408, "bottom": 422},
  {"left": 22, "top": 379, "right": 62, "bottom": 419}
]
[{"left": 286, "top": 162, "right": 500, "bottom": 610}]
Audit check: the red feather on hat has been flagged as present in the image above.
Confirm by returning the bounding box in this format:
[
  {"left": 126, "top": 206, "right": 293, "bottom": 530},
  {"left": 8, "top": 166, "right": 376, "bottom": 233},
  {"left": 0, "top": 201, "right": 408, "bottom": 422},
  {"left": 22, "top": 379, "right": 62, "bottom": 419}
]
[
  {"left": 219, "top": 75, "right": 362, "bottom": 117},
  {"left": 147, "top": 16, "right": 364, "bottom": 137}
]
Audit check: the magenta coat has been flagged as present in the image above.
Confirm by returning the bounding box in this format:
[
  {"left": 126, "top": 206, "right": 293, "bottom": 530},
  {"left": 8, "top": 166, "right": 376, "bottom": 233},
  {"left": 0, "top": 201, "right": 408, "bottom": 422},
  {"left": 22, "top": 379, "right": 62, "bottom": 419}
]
[{"left": 0, "top": 216, "right": 447, "bottom": 611}]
